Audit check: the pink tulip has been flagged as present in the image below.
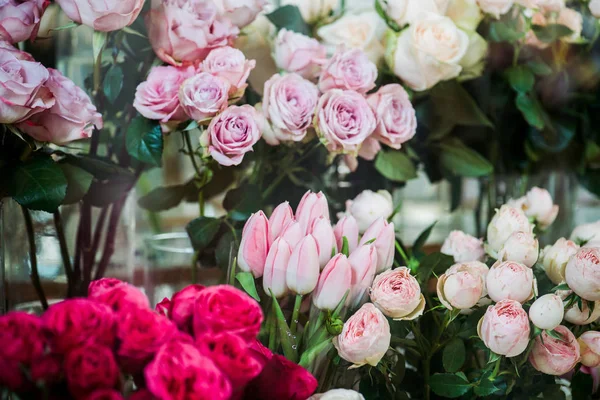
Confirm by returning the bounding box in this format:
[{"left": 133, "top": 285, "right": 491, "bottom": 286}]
[
  {"left": 296, "top": 191, "right": 330, "bottom": 234},
  {"left": 263, "top": 238, "right": 292, "bottom": 298},
  {"left": 334, "top": 215, "right": 359, "bottom": 254},
  {"left": 309, "top": 217, "right": 337, "bottom": 269},
  {"left": 238, "top": 211, "right": 269, "bottom": 278},
  {"left": 268, "top": 202, "right": 294, "bottom": 245},
  {"left": 286, "top": 235, "right": 320, "bottom": 295},
  {"left": 312, "top": 254, "right": 352, "bottom": 310},
  {"left": 359, "top": 218, "right": 395, "bottom": 273},
  {"left": 280, "top": 220, "right": 304, "bottom": 249},
  {"left": 347, "top": 244, "right": 378, "bottom": 308}
]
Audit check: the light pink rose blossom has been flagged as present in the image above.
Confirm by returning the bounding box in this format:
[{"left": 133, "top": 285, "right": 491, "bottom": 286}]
[
  {"left": 478, "top": 299, "right": 530, "bottom": 357},
  {"left": 367, "top": 84, "right": 417, "bottom": 150},
  {"left": 437, "top": 263, "right": 484, "bottom": 310},
  {"left": 529, "top": 325, "right": 580, "bottom": 376},
  {"left": 0, "top": 41, "right": 34, "bottom": 61},
  {"left": 486, "top": 261, "right": 535, "bottom": 303},
  {"left": 56, "top": 0, "right": 144, "bottom": 32},
  {"left": 487, "top": 205, "right": 533, "bottom": 254},
  {"left": 529, "top": 294, "right": 564, "bottom": 331},
  {"left": 18, "top": 69, "right": 102, "bottom": 145},
  {"left": 497, "top": 231, "right": 539, "bottom": 268},
  {"left": 441, "top": 230, "right": 485, "bottom": 263},
  {"left": 447, "top": 261, "right": 490, "bottom": 296},
  {"left": 522, "top": 187, "right": 559, "bottom": 229},
  {"left": 0, "top": 0, "right": 48, "bottom": 43},
  {"left": 202, "top": 46, "right": 256, "bottom": 96},
  {"left": 312, "top": 254, "right": 352, "bottom": 311},
  {"left": 203, "top": 104, "right": 263, "bottom": 166},
  {"left": 273, "top": 28, "right": 327, "bottom": 80},
  {"left": 318, "top": 47, "right": 377, "bottom": 94},
  {"left": 262, "top": 73, "right": 319, "bottom": 145},
  {"left": 333, "top": 303, "right": 391, "bottom": 368},
  {"left": 179, "top": 72, "right": 230, "bottom": 121},
  {"left": 370, "top": 267, "right": 425, "bottom": 320},
  {"left": 237, "top": 211, "right": 269, "bottom": 278},
  {"left": 579, "top": 331, "right": 600, "bottom": 368},
  {"left": 212, "top": 0, "right": 266, "bottom": 28},
  {"left": 565, "top": 247, "right": 600, "bottom": 301},
  {"left": 315, "top": 89, "right": 377, "bottom": 155}
]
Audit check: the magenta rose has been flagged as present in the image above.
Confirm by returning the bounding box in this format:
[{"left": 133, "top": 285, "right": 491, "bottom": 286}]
[
  {"left": 262, "top": 72, "right": 319, "bottom": 145},
  {"left": 0, "top": 0, "right": 48, "bottom": 43},
  {"left": 88, "top": 277, "right": 124, "bottom": 296},
  {"left": 127, "top": 389, "right": 155, "bottom": 400},
  {"left": 116, "top": 308, "right": 177, "bottom": 374},
  {"left": 273, "top": 28, "right": 327, "bottom": 80},
  {"left": 18, "top": 68, "right": 103, "bottom": 144},
  {"left": 30, "top": 354, "right": 63, "bottom": 385},
  {"left": 146, "top": 0, "right": 239, "bottom": 66},
  {"left": 0, "top": 47, "right": 53, "bottom": 124},
  {"left": 43, "top": 299, "right": 116, "bottom": 353},
  {"left": 89, "top": 281, "right": 150, "bottom": 314},
  {"left": 168, "top": 284, "right": 205, "bottom": 332},
  {"left": 213, "top": 0, "right": 266, "bottom": 28},
  {"left": 83, "top": 390, "right": 125, "bottom": 400},
  {"left": 202, "top": 46, "right": 255, "bottom": 96},
  {"left": 155, "top": 297, "right": 171, "bottom": 316},
  {"left": 192, "top": 285, "right": 263, "bottom": 341},
  {"left": 179, "top": 72, "right": 230, "bottom": 121},
  {"left": 319, "top": 47, "right": 377, "bottom": 94},
  {"left": 133, "top": 65, "right": 195, "bottom": 123},
  {"left": 367, "top": 84, "right": 417, "bottom": 149},
  {"left": 64, "top": 344, "right": 119, "bottom": 398},
  {"left": 315, "top": 89, "right": 377, "bottom": 155},
  {"left": 56, "top": 0, "right": 144, "bottom": 32},
  {"left": 145, "top": 340, "right": 232, "bottom": 400},
  {"left": 204, "top": 104, "right": 263, "bottom": 166}
]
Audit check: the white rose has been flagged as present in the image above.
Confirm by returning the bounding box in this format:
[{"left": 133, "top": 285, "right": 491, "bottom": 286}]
[
  {"left": 459, "top": 30, "right": 488, "bottom": 80},
  {"left": 309, "top": 389, "right": 365, "bottom": 400},
  {"left": 557, "top": 8, "right": 583, "bottom": 43},
  {"left": 446, "top": 0, "right": 483, "bottom": 31},
  {"left": 317, "top": 11, "right": 387, "bottom": 64},
  {"left": 486, "top": 205, "right": 533, "bottom": 254},
  {"left": 571, "top": 220, "right": 600, "bottom": 245},
  {"left": 344, "top": 190, "right": 394, "bottom": 233},
  {"left": 476, "top": 0, "right": 514, "bottom": 18},
  {"left": 385, "top": 12, "right": 469, "bottom": 91},
  {"left": 281, "top": 0, "right": 339, "bottom": 23},
  {"left": 386, "top": 0, "right": 450, "bottom": 26},
  {"left": 591, "top": 0, "right": 600, "bottom": 18},
  {"left": 529, "top": 294, "right": 564, "bottom": 330}
]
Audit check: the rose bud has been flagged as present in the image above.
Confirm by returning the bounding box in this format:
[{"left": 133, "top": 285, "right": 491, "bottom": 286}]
[
  {"left": 280, "top": 220, "right": 304, "bottom": 248},
  {"left": 202, "top": 46, "right": 256, "bottom": 96},
  {"left": 309, "top": 217, "right": 337, "bottom": 269},
  {"left": 565, "top": 247, "right": 600, "bottom": 301},
  {"left": 296, "top": 191, "right": 330, "bottom": 235},
  {"left": 334, "top": 215, "right": 360, "bottom": 254},
  {"left": 309, "top": 389, "right": 365, "bottom": 400},
  {"left": 179, "top": 72, "right": 230, "bottom": 121},
  {"left": 213, "top": 0, "right": 266, "bottom": 28},
  {"left": 497, "top": 231, "right": 539, "bottom": 268},
  {"left": 193, "top": 285, "right": 263, "bottom": 341},
  {"left": 437, "top": 263, "right": 484, "bottom": 311},
  {"left": 367, "top": 84, "right": 417, "bottom": 150},
  {"left": 286, "top": 234, "right": 321, "bottom": 295},
  {"left": 83, "top": 390, "right": 125, "bottom": 400},
  {"left": 0, "top": 0, "right": 48, "bottom": 43},
  {"left": 478, "top": 300, "right": 530, "bottom": 357},
  {"left": 370, "top": 267, "right": 425, "bottom": 320},
  {"left": 486, "top": 261, "right": 536, "bottom": 303},
  {"left": 564, "top": 296, "right": 600, "bottom": 325},
  {"left": 268, "top": 201, "right": 294, "bottom": 245},
  {"left": 529, "top": 325, "right": 580, "bottom": 376},
  {"left": 440, "top": 230, "right": 485, "bottom": 263},
  {"left": 263, "top": 237, "right": 292, "bottom": 298},
  {"left": 344, "top": 190, "right": 394, "bottom": 234},
  {"left": 89, "top": 281, "right": 150, "bottom": 314},
  {"left": 273, "top": 28, "right": 327, "bottom": 80},
  {"left": 169, "top": 284, "right": 205, "bottom": 332},
  {"left": 529, "top": 294, "right": 564, "bottom": 331},
  {"left": 540, "top": 238, "right": 579, "bottom": 284},
  {"left": 333, "top": 303, "right": 391, "bottom": 368},
  {"left": 319, "top": 47, "right": 377, "bottom": 94},
  {"left": 155, "top": 297, "right": 171, "bottom": 316},
  {"left": 521, "top": 187, "right": 559, "bottom": 229},
  {"left": 313, "top": 254, "right": 352, "bottom": 311},
  {"left": 571, "top": 220, "right": 600, "bottom": 245},
  {"left": 347, "top": 244, "right": 378, "bottom": 308},
  {"left": 65, "top": 345, "right": 119, "bottom": 398},
  {"left": 486, "top": 205, "right": 533, "bottom": 254},
  {"left": 359, "top": 218, "right": 395, "bottom": 273},
  {"left": 579, "top": 331, "right": 600, "bottom": 368},
  {"left": 238, "top": 211, "right": 270, "bottom": 278}
]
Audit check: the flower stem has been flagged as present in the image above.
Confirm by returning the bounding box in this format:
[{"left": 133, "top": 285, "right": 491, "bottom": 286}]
[
  {"left": 290, "top": 294, "right": 303, "bottom": 335},
  {"left": 21, "top": 206, "right": 48, "bottom": 310},
  {"left": 268, "top": 299, "right": 277, "bottom": 351},
  {"left": 395, "top": 240, "right": 410, "bottom": 265},
  {"left": 53, "top": 210, "right": 73, "bottom": 297}
]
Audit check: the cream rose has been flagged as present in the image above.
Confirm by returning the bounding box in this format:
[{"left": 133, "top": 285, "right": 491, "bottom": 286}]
[
  {"left": 446, "top": 0, "right": 483, "bottom": 31},
  {"left": 344, "top": 190, "right": 394, "bottom": 233},
  {"left": 281, "top": 0, "right": 339, "bottom": 23},
  {"left": 476, "top": 0, "right": 513, "bottom": 18},
  {"left": 579, "top": 331, "right": 600, "bottom": 368},
  {"left": 212, "top": 0, "right": 266, "bottom": 28},
  {"left": 478, "top": 299, "right": 530, "bottom": 357},
  {"left": 529, "top": 325, "right": 580, "bottom": 376},
  {"left": 387, "top": 0, "right": 451, "bottom": 26},
  {"left": 486, "top": 205, "right": 533, "bottom": 254},
  {"left": 540, "top": 238, "right": 579, "bottom": 284},
  {"left": 370, "top": 267, "right": 425, "bottom": 320},
  {"left": 497, "top": 231, "right": 539, "bottom": 268},
  {"left": 562, "top": 291, "right": 600, "bottom": 325},
  {"left": 441, "top": 230, "right": 486, "bottom": 263},
  {"left": 565, "top": 247, "right": 600, "bottom": 301},
  {"left": 486, "top": 261, "right": 536, "bottom": 303},
  {"left": 571, "top": 220, "right": 600, "bottom": 245},
  {"left": 529, "top": 294, "right": 564, "bottom": 331}
]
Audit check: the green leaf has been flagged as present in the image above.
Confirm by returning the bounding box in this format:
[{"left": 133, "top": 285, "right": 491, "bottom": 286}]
[
  {"left": 506, "top": 65, "right": 535, "bottom": 93},
  {"left": 429, "top": 373, "right": 472, "bottom": 398},
  {"left": 223, "top": 184, "right": 263, "bottom": 218},
  {"left": 532, "top": 24, "right": 573, "bottom": 43},
  {"left": 417, "top": 252, "right": 455, "bottom": 283},
  {"left": 126, "top": 117, "right": 164, "bottom": 166},
  {"left": 527, "top": 60, "right": 553, "bottom": 76},
  {"left": 516, "top": 93, "right": 545, "bottom": 130},
  {"left": 8, "top": 155, "right": 67, "bottom": 212},
  {"left": 439, "top": 140, "right": 493, "bottom": 177},
  {"left": 299, "top": 338, "right": 332, "bottom": 368},
  {"left": 489, "top": 21, "right": 524, "bottom": 43},
  {"left": 59, "top": 164, "right": 94, "bottom": 205},
  {"left": 341, "top": 236, "right": 350, "bottom": 257},
  {"left": 430, "top": 81, "right": 493, "bottom": 128},
  {"left": 236, "top": 271, "right": 260, "bottom": 302},
  {"left": 413, "top": 221, "right": 437, "bottom": 256},
  {"left": 103, "top": 64, "right": 124, "bottom": 103},
  {"left": 474, "top": 377, "right": 500, "bottom": 396},
  {"left": 269, "top": 291, "right": 299, "bottom": 362},
  {"left": 375, "top": 151, "right": 417, "bottom": 182},
  {"left": 443, "top": 338, "right": 466, "bottom": 373},
  {"left": 266, "top": 5, "right": 310, "bottom": 36},
  {"left": 138, "top": 184, "right": 188, "bottom": 212},
  {"left": 186, "top": 216, "right": 222, "bottom": 251}
]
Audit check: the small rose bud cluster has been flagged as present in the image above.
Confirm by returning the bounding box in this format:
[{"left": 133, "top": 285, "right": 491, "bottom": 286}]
[{"left": 507, "top": 187, "right": 559, "bottom": 230}]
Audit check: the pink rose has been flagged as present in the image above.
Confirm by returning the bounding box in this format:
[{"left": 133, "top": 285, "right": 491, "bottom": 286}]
[
  {"left": 202, "top": 46, "right": 255, "bottom": 96},
  {"left": 315, "top": 89, "right": 377, "bottom": 155},
  {"left": 371, "top": 267, "right": 425, "bottom": 320},
  {"left": 529, "top": 325, "right": 580, "bottom": 376},
  {"left": 367, "top": 84, "right": 417, "bottom": 150},
  {"left": 441, "top": 230, "right": 485, "bottom": 263},
  {"left": 64, "top": 344, "right": 119, "bottom": 398},
  {"left": 512, "top": 187, "right": 559, "bottom": 229},
  {"left": 147, "top": 0, "right": 239, "bottom": 66},
  {"left": 179, "top": 72, "right": 230, "bottom": 121},
  {"left": 18, "top": 68, "right": 103, "bottom": 144},
  {"left": 486, "top": 261, "right": 535, "bottom": 303},
  {"left": 145, "top": 340, "right": 232, "bottom": 400},
  {"left": 333, "top": 303, "right": 391, "bottom": 368},
  {"left": 497, "top": 231, "right": 539, "bottom": 268},
  {"left": 478, "top": 299, "right": 530, "bottom": 357},
  {"left": 89, "top": 281, "right": 151, "bottom": 314},
  {"left": 88, "top": 278, "right": 123, "bottom": 297},
  {"left": 437, "top": 263, "right": 485, "bottom": 310},
  {"left": 213, "top": 0, "right": 266, "bottom": 28},
  {"left": 192, "top": 285, "right": 263, "bottom": 341},
  {"left": 0, "top": 41, "right": 34, "bottom": 61},
  {"left": 155, "top": 297, "right": 171, "bottom": 316},
  {"left": 204, "top": 104, "right": 262, "bottom": 166},
  {"left": 312, "top": 254, "right": 352, "bottom": 311},
  {"left": 43, "top": 299, "right": 116, "bottom": 353},
  {"left": 133, "top": 65, "right": 195, "bottom": 123},
  {"left": 262, "top": 73, "right": 319, "bottom": 145},
  {"left": 0, "top": 48, "right": 53, "bottom": 124},
  {"left": 83, "top": 390, "right": 125, "bottom": 400},
  {"left": 168, "top": 284, "right": 205, "bottom": 332},
  {"left": 273, "top": 28, "right": 327, "bottom": 80},
  {"left": 56, "top": 0, "right": 144, "bottom": 31},
  {"left": 319, "top": 47, "right": 377, "bottom": 94},
  {"left": 0, "top": 0, "right": 48, "bottom": 43},
  {"left": 487, "top": 205, "right": 533, "bottom": 254},
  {"left": 565, "top": 247, "right": 600, "bottom": 301},
  {"left": 579, "top": 331, "right": 600, "bottom": 368}
]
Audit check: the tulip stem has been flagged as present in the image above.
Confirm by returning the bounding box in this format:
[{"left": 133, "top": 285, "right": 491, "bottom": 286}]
[
  {"left": 22, "top": 206, "right": 48, "bottom": 311},
  {"left": 395, "top": 240, "right": 410, "bottom": 266},
  {"left": 268, "top": 299, "right": 277, "bottom": 351},
  {"left": 290, "top": 294, "right": 303, "bottom": 335}
]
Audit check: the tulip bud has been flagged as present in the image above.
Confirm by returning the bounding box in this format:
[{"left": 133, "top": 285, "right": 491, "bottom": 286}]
[
  {"left": 529, "top": 294, "right": 564, "bottom": 331},
  {"left": 286, "top": 235, "right": 320, "bottom": 295},
  {"left": 540, "top": 238, "right": 579, "bottom": 285},
  {"left": 313, "top": 254, "right": 352, "bottom": 311},
  {"left": 238, "top": 211, "right": 270, "bottom": 278},
  {"left": 347, "top": 244, "right": 378, "bottom": 308},
  {"left": 359, "top": 218, "right": 395, "bottom": 273},
  {"left": 437, "top": 264, "right": 484, "bottom": 310},
  {"left": 578, "top": 331, "right": 600, "bottom": 368},
  {"left": 263, "top": 238, "right": 292, "bottom": 298},
  {"left": 478, "top": 300, "right": 530, "bottom": 357},
  {"left": 529, "top": 325, "right": 580, "bottom": 376},
  {"left": 269, "top": 202, "right": 294, "bottom": 245},
  {"left": 486, "top": 205, "right": 533, "bottom": 254},
  {"left": 565, "top": 247, "right": 600, "bottom": 301},
  {"left": 309, "top": 217, "right": 337, "bottom": 269},
  {"left": 296, "top": 190, "right": 330, "bottom": 234},
  {"left": 280, "top": 220, "right": 303, "bottom": 249},
  {"left": 486, "top": 261, "right": 536, "bottom": 303},
  {"left": 497, "top": 231, "right": 539, "bottom": 268},
  {"left": 334, "top": 215, "right": 359, "bottom": 254}
]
